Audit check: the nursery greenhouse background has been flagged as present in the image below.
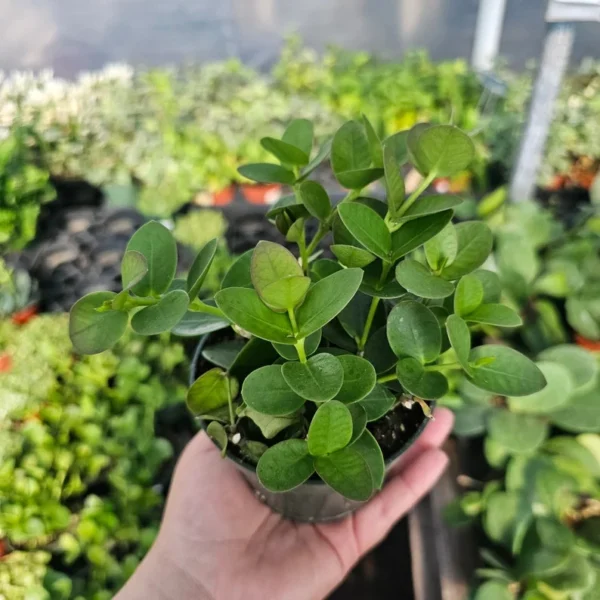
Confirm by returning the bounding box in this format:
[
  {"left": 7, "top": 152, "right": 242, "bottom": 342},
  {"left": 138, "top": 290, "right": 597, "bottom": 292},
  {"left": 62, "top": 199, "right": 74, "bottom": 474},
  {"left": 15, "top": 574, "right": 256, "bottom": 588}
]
[{"left": 2, "top": 0, "right": 600, "bottom": 599}]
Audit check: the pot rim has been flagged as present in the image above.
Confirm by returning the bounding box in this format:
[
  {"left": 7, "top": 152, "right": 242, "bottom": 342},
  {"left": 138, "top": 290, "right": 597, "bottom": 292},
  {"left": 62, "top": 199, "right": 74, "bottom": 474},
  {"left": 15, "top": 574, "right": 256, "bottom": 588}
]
[{"left": 190, "top": 333, "right": 433, "bottom": 485}]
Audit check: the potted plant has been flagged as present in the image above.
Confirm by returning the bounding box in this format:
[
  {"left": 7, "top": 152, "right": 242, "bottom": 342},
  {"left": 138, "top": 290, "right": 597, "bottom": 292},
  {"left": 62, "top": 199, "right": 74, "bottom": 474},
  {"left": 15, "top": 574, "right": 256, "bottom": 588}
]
[{"left": 68, "top": 117, "right": 545, "bottom": 521}]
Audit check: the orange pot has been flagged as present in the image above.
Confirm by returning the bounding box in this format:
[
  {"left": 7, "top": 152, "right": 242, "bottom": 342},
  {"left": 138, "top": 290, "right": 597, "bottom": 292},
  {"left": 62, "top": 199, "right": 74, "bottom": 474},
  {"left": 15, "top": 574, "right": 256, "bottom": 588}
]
[
  {"left": 11, "top": 305, "right": 38, "bottom": 326},
  {"left": 575, "top": 334, "right": 600, "bottom": 352},
  {"left": 0, "top": 353, "right": 12, "bottom": 373},
  {"left": 212, "top": 185, "right": 236, "bottom": 206},
  {"left": 241, "top": 184, "right": 282, "bottom": 205}
]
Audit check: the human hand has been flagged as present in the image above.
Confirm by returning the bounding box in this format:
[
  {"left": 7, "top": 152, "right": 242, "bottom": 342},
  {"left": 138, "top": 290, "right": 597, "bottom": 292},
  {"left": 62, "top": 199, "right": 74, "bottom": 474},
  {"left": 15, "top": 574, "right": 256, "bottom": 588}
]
[{"left": 116, "top": 407, "right": 454, "bottom": 600}]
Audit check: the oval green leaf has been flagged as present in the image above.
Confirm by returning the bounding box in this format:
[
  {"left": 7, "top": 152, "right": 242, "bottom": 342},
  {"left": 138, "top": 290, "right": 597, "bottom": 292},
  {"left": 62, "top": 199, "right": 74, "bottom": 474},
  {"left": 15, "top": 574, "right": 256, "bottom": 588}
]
[
  {"left": 69, "top": 291, "right": 128, "bottom": 355},
  {"left": 171, "top": 308, "right": 229, "bottom": 337},
  {"left": 440, "top": 222, "right": 493, "bottom": 281},
  {"left": 131, "top": 289, "right": 189, "bottom": 335},
  {"left": 282, "top": 118, "right": 314, "bottom": 156},
  {"left": 387, "top": 300, "right": 441, "bottom": 362},
  {"left": 296, "top": 268, "right": 363, "bottom": 338},
  {"left": 446, "top": 314, "right": 472, "bottom": 373},
  {"left": 550, "top": 379, "right": 600, "bottom": 433},
  {"left": 538, "top": 345, "right": 598, "bottom": 392},
  {"left": 454, "top": 274, "right": 484, "bottom": 317},
  {"left": 282, "top": 353, "right": 344, "bottom": 402},
  {"left": 468, "top": 345, "right": 547, "bottom": 397},
  {"left": 364, "top": 326, "right": 397, "bottom": 374},
  {"left": 424, "top": 222, "right": 457, "bottom": 271},
  {"left": 126, "top": 221, "right": 177, "bottom": 296},
  {"left": 315, "top": 446, "right": 374, "bottom": 501},
  {"left": 348, "top": 404, "right": 368, "bottom": 444},
  {"left": 391, "top": 210, "right": 454, "bottom": 261},
  {"left": 187, "top": 368, "right": 231, "bottom": 415},
  {"left": 336, "top": 355, "right": 377, "bottom": 404},
  {"left": 238, "top": 163, "right": 296, "bottom": 185},
  {"left": 121, "top": 250, "right": 148, "bottom": 291},
  {"left": 257, "top": 440, "right": 315, "bottom": 492},
  {"left": 261, "top": 275, "right": 311, "bottom": 312},
  {"left": 242, "top": 364, "right": 306, "bottom": 416},
  {"left": 398, "top": 195, "right": 463, "bottom": 223},
  {"left": 338, "top": 203, "right": 391, "bottom": 259},
  {"left": 273, "top": 329, "right": 322, "bottom": 360},
  {"left": 395, "top": 259, "right": 454, "bottom": 299},
  {"left": 251, "top": 241, "right": 302, "bottom": 297},
  {"left": 308, "top": 400, "right": 353, "bottom": 456},
  {"left": 383, "top": 142, "right": 405, "bottom": 216},
  {"left": 206, "top": 421, "right": 228, "bottom": 457},
  {"left": 465, "top": 304, "right": 523, "bottom": 328},
  {"left": 331, "top": 244, "right": 376, "bottom": 269},
  {"left": 187, "top": 238, "right": 218, "bottom": 300},
  {"left": 350, "top": 429, "right": 385, "bottom": 489},
  {"left": 396, "top": 357, "right": 449, "bottom": 400},
  {"left": 221, "top": 249, "right": 253, "bottom": 290},
  {"left": 260, "top": 137, "right": 309, "bottom": 166},
  {"left": 215, "top": 287, "right": 294, "bottom": 344},
  {"left": 488, "top": 410, "right": 549, "bottom": 454},
  {"left": 358, "top": 384, "right": 396, "bottom": 422},
  {"left": 298, "top": 180, "right": 331, "bottom": 221}
]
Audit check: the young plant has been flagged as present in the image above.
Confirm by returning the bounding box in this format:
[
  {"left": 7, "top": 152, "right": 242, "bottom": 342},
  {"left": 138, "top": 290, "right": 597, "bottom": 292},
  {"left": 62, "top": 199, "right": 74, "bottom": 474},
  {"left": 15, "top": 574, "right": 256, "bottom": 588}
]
[{"left": 69, "top": 117, "right": 545, "bottom": 502}]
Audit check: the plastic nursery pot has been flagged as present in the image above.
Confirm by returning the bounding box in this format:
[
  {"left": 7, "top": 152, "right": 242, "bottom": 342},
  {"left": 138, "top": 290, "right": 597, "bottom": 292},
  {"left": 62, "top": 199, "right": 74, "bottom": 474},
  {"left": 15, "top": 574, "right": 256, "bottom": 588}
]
[
  {"left": 212, "top": 185, "right": 236, "bottom": 206},
  {"left": 11, "top": 304, "right": 38, "bottom": 326},
  {"left": 575, "top": 334, "right": 600, "bottom": 352},
  {"left": 0, "top": 352, "right": 12, "bottom": 373},
  {"left": 190, "top": 335, "right": 434, "bottom": 522},
  {"left": 240, "top": 183, "right": 282, "bottom": 206}
]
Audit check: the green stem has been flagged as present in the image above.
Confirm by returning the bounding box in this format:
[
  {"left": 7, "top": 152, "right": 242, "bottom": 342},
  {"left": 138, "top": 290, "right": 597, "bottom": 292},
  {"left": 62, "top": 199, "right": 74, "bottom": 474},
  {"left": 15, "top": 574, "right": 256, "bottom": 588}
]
[
  {"left": 305, "top": 221, "right": 329, "bottom": 257},
  {"left": 396, "top": 171, "right": 436, "bottom": 219},
  {"left": 377, "top": 260, "right": 392, "bottom": 290},
  {"left": 189, "top": 299, "right": 226, "bottom": 319},
  {"left": 358, "top": 297, "right": 380, "bottom": 351},
  {"left": 226, "top": 379, "right": 235, "bottom": 427},
  {"left": 288, "top": 308, "right": 299, "bottom": 336},
  {"left": 127, "top": 296, "right": 159, "bottom": 307},
  {"left": 424, "top": 362, "right": 462, "bottom": 372},
  {"left": 377, "top": 373, "right": 397, "bottom": 384},
  {"left": 295, "top": 339, "right": 307, "bottom": 364}
]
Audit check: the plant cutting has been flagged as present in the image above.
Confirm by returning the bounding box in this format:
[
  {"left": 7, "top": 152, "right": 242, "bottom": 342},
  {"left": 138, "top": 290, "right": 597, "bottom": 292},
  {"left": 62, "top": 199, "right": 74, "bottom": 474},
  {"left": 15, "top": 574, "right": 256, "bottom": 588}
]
[{"left": 68, "top": 117, "right": 545, "bottom": 520}]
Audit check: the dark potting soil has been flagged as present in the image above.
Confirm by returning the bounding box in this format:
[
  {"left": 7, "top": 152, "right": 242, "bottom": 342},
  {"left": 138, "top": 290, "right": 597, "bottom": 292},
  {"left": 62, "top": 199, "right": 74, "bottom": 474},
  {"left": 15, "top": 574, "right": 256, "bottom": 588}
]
[{"left": 536, "top": 185, "right": 591, "bottom": 229}]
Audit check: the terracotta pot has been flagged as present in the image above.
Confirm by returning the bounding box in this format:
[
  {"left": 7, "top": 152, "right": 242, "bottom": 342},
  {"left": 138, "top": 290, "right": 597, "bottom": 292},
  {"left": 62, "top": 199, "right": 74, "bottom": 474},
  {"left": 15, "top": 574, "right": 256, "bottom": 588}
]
[
  {"left": 11, "top": 305, "right": 38, "bottom": 326},
  {"left": 575, "top": 334, "right": 600, "bottom": 352},
  {"left": 241, "top": 184, "right": 282, "bottom": 205},
  {"left": 0, "top": 353, "right": 13, "bottom": 373},
  {"left": 0, "top": 539, "right": 6, "bottom": 559},
  {"left": 212, "top": 185, "right": 236, "bottom": 206}
]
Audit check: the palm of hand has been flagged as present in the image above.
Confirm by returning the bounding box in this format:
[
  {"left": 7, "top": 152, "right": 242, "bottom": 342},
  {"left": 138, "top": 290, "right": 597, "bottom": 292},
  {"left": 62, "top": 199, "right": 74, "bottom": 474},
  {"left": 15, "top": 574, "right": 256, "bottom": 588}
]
[{"left": 119, "top": 409, "right": 453, "bottom": 600}]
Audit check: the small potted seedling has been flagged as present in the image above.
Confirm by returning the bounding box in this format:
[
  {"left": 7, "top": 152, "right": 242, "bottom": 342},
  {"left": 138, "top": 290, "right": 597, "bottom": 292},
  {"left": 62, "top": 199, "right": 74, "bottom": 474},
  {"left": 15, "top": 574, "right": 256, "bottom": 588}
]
[{"left": 69, "top": 117, "right": 546, "bottom": 521}]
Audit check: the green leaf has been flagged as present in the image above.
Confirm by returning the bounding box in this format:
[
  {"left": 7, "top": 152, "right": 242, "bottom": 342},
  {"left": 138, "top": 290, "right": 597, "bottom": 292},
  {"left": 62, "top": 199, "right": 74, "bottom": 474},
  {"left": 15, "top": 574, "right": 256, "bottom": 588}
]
[
  {"left": 468, "top": 345, "right": 547, "bottom": 396},
  {"left": 539, "top": 345, "right": 598, "bottom": 392},
  {"left": 202, "top": 340, "right": 246, "bottom": 370},
  {"left": 273, "top": 329, "right": 321, "bottom": 360},
  {"left": 228, "top": 337, "right": 280, "bottom": 380},
  {"left": 242, "top": 364, "right": 306, "bottom": 415},
  {"left": 286, "top": 218, "right": 305, "bottom": 243},
  {"left": 331, "top": 120, "right": 384, "bottom": 188},
  {"left": 265, "top": 194, "right": 305, "bottom": 220},
  {"left": 338, "top": 291, "right": 385, "bottom": 341},
  {"left": 300, "top": 138, "right": 332, "bottom": 178},
  {"left": 483, "top": 491, "right": 520, "bottom": 548},
  {"left": 311, "top": 258, "right": 343, "bottom": 281},
  {"left": 364, "top": 326, "right": 397, "bottom": 374},
  {"left": 396, "top": 357, "right": 448, "bottom": 399},
  {"left": 257, "top": 440, "right": 315, "bottom": 492},
  {"left": 395, "top": 259, "right": 454, "bottom": 299},
  {"left": 187, "top": 238, "right": 218, "bottom": 300},
  {"left": 241, "top": 407, "right": 301, "bottom": 439},
  {"left": 282, "top": 118, "right": 314, "bottom": 156},
  {"left": 518, "top": 519, "right": 572, "bottom": 577},
  {"left": 488, "top": 410, "right": 549, "bottom": 453},
  {"left": 473, "top": 270, "right": 502, "bottom": 303},
  {"left": 360, "top": 263, "right": 407, "bottom": 299},
  {"left": 383, "top": 142, "right": 405, "bottom": 216},
  {"left": 131, "top": 290, "right": 189, "bottom": 335},
  {"left": 331, "top": 244, "right": 376, "bottom": 268},
  {"left": 465, "top": 304, "right": 522, "bottom": 328},
  {"left": 550, "top": 379, "right": 600, "bottom": 433},
  {"left": 69, "top": 291, "right": 128, "bottom": 354},
  {"left": 567, "top": 296, "right": 600, "bottom": 340},
  {"left": 215, "top": 287, "right": 294, "bottom": 344},
  {"left": 261, "top": 275, "right": 311, "bottom": 312},
  {"left": 440, "top": 222, "right": 493, "bottom": 280},
  {"left": 238, "top": 163, "right": 296, "bottom": 185},
  {"left": 336, "top": 355, "right": 377, "bottom": 404},
  {"left": 424, "top": 222, "right": 457, "bottom": 271},
  {"left": 446, "top": 315, "right": 471, "bottom": 373},
  {"left": 338, "top": 203, "right": 391, "bottom": 259},
  {"left": 387, "top": 300, "right": 441, "bottom": 362},
  {"left": 251, "top": 241, "right": 302, "bottom": 298},
  {"left": 454, "top": 274, "right": 484, "bottom": 317},
  {"left": 298, "top": 181, "right": 331, "bottom": 221},
  {"left": 206, "top": 421, "right": 228, "bottom": 457},
  {"left": 282, "top": 353, "right": 344, "bottom": 402},
  {"left": 362, "top": 114, "right": 383, "bottom": 167},
  {"left": 543, "top": 553, "right": 595, "bottom": 593},
  {"left": 359, "top": 384, "right": 396, "bottom": 421},
  {"left": 391, "top": 210, "right": 454, "bottom": 261},
  {"left": 296, "top": 268, "right": 363, "bottom": 338},
  {"left": 351, "top": 429, "right": 385, "bottom": 489},
  {"left": 453, "top": 404, "right": 491, "bottom": 437},
  {"left": 121, "top": 250, "right": 148, "bottom": 291},
  {"left": 260, "top": 137, "right": 309, "bottom": 166},
  {"left": 307, "top": 400, "right": 353, "bottom": 456},
  {"left": 383, "top": 130, "right": 409, "bottom": 165},
  {"left": 408, "top": 124, "right": 475, "bottom": 177},
  {"left": 348, "top": 404, "right": 368, "bottom": 444},
  {"left": 315, "top": 446, "right": 374, "bottom": 500},
  {"left": 473, "top": 581, "right": 512, "bottom": 600},
  {"left": 187, "top": 368, "right": 231, "bottom": 415},
  {"left": 221, "top": 249, "right": 253, "bottom": 289},
  {"left": 126, "top": 221, "right": 177, "bottom": 296},
  {"left": 171, "top": 307, "right": 229, "bottom": 336},
  {"left": 398, "top": 195, "right": 463, "bottom": 223}
]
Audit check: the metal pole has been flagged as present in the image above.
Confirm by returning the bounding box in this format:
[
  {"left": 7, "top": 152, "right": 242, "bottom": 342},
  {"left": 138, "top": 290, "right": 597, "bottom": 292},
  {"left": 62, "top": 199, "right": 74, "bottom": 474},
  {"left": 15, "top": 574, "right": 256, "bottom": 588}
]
[
  {"left": 509, "top": 22, "right": 575, "bottom": 202},
  {"left": 471, "top": 0, "right": 508, "bottom": 72}
]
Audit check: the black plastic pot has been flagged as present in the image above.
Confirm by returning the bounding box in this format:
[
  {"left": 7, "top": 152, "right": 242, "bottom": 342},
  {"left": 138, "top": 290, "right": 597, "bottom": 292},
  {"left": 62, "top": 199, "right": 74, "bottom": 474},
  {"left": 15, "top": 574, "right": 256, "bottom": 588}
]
[{"left": 190, "top": 334, "right": 433, "bottom": 522}]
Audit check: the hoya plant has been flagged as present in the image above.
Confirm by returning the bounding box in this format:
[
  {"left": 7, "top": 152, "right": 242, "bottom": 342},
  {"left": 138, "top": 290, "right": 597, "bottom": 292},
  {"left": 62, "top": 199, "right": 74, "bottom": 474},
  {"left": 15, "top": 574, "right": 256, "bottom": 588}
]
[{"left": 69, "top": 117, "right": 545, "bottom": 505}]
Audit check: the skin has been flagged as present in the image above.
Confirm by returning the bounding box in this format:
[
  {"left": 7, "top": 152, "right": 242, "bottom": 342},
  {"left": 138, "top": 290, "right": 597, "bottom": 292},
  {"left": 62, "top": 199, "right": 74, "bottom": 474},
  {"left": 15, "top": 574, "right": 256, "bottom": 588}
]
[{"left": 116, "top": 407, "right": 454, "bottom": 600}]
